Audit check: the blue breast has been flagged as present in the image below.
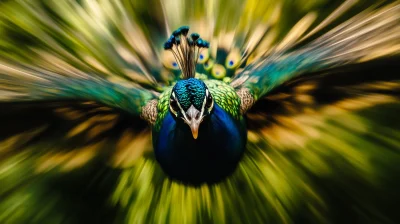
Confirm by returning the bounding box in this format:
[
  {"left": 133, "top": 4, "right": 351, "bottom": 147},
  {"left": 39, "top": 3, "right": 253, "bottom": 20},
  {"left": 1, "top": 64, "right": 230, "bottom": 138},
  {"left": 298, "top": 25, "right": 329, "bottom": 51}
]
[{"left": 153, "top": 104, "right": 247, "bottom": 185}]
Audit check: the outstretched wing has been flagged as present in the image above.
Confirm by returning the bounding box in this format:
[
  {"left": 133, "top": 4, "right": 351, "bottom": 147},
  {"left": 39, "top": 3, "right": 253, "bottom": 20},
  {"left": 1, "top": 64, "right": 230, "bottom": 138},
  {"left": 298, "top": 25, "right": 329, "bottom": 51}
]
[
  {"left": 232, "top": 2, "right": 400, "bottom": 112},
  {"left": 0, "top": 60, "right": 158, "bottom": 118},
  {"left": 0, "top": 53, "right": 160, "bottom": 169}
]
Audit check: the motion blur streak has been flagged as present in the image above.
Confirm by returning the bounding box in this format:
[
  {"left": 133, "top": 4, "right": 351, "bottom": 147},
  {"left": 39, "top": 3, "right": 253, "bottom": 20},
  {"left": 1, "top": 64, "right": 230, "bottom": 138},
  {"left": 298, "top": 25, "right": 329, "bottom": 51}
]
[{"left": 0, "top": 0, "right": 399, "bottom": 223}]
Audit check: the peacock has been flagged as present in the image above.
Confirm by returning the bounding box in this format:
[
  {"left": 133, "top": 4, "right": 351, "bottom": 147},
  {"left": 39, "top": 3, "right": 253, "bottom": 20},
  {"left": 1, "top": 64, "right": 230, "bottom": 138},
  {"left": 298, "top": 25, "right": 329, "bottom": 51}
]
[{"left": 0, "top": 0, "right": 400, "bottom": 223}]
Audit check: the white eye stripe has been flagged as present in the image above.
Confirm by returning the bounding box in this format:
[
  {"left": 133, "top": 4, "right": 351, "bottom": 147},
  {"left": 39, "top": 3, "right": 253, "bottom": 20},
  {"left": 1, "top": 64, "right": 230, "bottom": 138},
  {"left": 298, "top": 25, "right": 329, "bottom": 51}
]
[
  {"left": 177, "top": 101, "right": 187, "bottom": 118},
  {"left": 201, "top": 88, "right": 214, "bottom": 114},
  {"left": 170, "top": 91, "right": 188, "bottom": 118},
  {"left": 200, "top": 94, "right": 207, "bottom": 115},
  {"left": 169, "top": 92, "right": 179, "bottom": 116}
]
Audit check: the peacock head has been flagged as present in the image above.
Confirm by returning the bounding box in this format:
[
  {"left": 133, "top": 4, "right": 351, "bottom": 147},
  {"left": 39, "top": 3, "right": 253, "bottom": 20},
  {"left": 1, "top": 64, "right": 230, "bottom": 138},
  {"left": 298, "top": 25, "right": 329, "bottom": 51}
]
[
  {"left": 164, "top": 26, "right": 212, "bottom": 139},
  {"left": 169, "top": 78, "right": 213, "bottom": 139}
]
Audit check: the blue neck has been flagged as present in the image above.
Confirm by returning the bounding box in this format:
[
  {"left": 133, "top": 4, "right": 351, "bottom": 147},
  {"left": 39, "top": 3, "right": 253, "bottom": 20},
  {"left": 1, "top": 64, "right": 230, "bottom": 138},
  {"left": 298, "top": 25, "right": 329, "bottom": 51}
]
[{"left": 153, "top": 104, "right": 246, "bottom": 185}]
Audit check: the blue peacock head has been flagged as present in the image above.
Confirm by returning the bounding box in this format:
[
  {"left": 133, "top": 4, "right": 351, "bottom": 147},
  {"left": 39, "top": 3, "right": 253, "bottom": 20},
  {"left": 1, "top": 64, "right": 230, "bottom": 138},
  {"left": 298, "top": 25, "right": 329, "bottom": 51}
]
[{"left": 164, "top": 26, "right": 213, "bottom": 139}]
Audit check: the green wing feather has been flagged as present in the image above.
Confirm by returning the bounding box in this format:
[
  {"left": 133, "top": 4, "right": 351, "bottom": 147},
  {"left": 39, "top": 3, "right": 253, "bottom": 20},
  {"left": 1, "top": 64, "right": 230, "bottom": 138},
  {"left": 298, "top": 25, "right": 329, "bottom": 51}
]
[
  {"left": 204, "top": 80, "right": 241, "bottom": 120},
  {"left": 0, "top": 61, "right": 157, "bottom": 116},
  {"left": 154, "top": 87, "right": 172, "bottom": 131}
]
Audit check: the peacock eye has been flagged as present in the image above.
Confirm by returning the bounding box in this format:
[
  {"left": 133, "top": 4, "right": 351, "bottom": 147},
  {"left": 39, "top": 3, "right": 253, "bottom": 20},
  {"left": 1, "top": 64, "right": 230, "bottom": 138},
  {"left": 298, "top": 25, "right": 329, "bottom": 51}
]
[
  {"left": 205, "top": 91, "right": 213, "bottom": 109},
  {"left": 170, "top": 98, "right": 179, "bottom": 115}
]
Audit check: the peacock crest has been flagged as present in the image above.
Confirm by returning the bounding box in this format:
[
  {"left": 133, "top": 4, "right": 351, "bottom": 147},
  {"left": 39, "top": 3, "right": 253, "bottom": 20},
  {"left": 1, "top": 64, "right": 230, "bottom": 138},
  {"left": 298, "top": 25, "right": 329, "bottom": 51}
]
[{"left": 163, "top": 26, "right": 210, "bottom": 79}]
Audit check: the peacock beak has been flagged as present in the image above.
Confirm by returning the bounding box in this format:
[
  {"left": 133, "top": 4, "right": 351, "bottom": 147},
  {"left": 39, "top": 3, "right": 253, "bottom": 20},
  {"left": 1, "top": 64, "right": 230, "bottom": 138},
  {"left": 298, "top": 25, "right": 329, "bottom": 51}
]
[
  {"left": 184, "top": 105, "right": 203, "bottom": 139},
  {"left": 189, "top": 122, "right": 199, "bottom": 139}
]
